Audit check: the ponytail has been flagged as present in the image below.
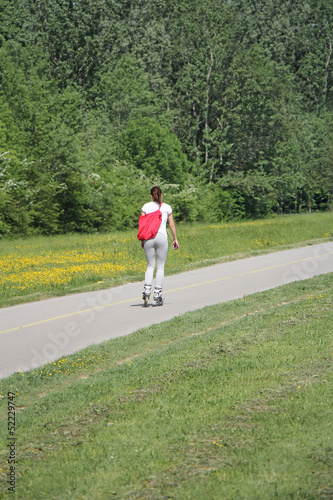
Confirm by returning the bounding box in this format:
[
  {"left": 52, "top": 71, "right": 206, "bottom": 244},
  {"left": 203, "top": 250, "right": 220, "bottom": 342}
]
[{"left": 151, "top": 186, "right": 162, "bottom": 204}]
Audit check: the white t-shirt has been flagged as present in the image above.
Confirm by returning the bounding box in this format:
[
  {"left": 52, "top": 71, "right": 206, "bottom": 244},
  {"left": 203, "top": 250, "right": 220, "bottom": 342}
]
[{"left": 141, "top": 201, "right": 172, "bottom": 236}]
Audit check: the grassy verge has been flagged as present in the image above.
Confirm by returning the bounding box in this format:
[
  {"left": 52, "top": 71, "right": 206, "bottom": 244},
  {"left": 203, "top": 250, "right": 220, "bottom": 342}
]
[
  {"left": 1, "top": 212, "right": 333, "bottom": 308},
  {"left": 0, "top": 273, "right": 332, "bottom": 499}
]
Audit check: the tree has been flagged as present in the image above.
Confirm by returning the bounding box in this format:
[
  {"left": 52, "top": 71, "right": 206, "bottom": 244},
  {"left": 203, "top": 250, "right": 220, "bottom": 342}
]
[
  {"left": 117, "top": 118, "right": 189, "bottom": 184},
  {"left": 231, "top": 0, "right": 333, "bottom": 111},
  {"left": 1, "top": 0, "right": 333, "bottom": 234},
  {"left": 203, "top": 46, "right": 298, "bottom": 181},
  {"left": 165, "top": 0, "right": 235, "bottom": 165},
  {"left": 100, "top": 55, "right": 156, "bottom": 130}
]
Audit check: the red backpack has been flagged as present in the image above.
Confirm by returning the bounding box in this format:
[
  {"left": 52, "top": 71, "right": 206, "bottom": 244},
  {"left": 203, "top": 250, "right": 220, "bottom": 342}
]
[{"left": 137, "top": 203, "right": 163, "bottom": 241}]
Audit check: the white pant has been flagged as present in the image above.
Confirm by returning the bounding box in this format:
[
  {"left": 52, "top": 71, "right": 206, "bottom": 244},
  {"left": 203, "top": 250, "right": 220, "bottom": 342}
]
[{"left": 143, "top": 233, "right": 168, "bottom": 289}]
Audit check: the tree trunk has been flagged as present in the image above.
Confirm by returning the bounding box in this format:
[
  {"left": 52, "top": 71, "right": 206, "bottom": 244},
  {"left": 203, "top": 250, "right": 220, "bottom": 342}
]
[{"left": 205, "top": 51, "right": 214, "bottom": 165}]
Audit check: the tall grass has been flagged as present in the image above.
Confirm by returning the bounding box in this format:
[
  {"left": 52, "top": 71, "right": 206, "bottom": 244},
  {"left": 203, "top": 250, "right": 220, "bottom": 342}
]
[{"left": 1, "top": 212, "right": 333, "bottom": 308}]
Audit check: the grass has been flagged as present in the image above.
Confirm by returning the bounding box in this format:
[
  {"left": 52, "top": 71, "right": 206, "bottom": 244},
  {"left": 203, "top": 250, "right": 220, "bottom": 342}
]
[
  {"left": 0, "top": 212, "right": 333, "bottom": 308},
  {"left": 0, "top": 273, "right": 332, "bottom": 499}
]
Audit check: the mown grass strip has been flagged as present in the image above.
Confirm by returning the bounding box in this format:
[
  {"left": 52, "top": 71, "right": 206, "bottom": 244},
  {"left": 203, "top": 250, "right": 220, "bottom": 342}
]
[
  {"left": 1, "top": 212, "right": 333, "bottom": 308},
  {"left": 0, "top": 273, "right": 332, "bottom": 499}
]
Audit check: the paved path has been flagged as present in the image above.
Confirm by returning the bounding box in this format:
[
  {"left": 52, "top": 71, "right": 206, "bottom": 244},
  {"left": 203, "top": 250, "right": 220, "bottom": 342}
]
[{"left": 1, "top": 241, "right": 333, "bottom": 379}]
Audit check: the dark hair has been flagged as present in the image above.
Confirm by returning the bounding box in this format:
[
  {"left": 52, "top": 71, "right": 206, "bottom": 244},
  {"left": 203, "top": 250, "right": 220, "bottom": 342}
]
[{"left": 151, "top": 186, "right": 162, "bottom": 203}]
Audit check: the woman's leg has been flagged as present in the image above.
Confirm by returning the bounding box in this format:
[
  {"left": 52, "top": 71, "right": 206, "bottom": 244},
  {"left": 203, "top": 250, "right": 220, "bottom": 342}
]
[
  {"left": 144, "top": 239, "right": 156, "bottom": 285},
  {"left": 155, "top": 233, "right": 168, "bottom": 289}
]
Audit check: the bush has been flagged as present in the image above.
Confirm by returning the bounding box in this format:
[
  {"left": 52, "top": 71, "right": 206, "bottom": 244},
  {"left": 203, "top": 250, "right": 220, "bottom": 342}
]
[{"left": 117, "top": 118, "right": 190, "bottom": 184}]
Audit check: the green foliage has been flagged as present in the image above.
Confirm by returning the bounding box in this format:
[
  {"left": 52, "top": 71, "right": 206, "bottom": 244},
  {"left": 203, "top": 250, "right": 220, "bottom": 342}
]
[
  {"left": 212, "top": 47, "right": 296, "bottom": 175},
  {"left": 272, "top": 110, "right": 333, "bottom": 212},
  {"left": 0, "top": 154, "right": 61, "bottom": 235},
  {"left": 232, "top": 0, "right": 333, "bottom": 111},
  {"left": 219, "top": 169, "right": 275, "bottom": 219},
  {"left": 100, "top": 55, "right": 157, "bottom": 127},
  {"left": 117, "top": 118, "right": 190, "bottom": 184},
  {"left": 163, "top": 182, "right": 245, "bottom": 223},
  {"left": 0, "top": 0, "right": 333, "bottom": 235},
  {"left": 81, "top": 160, "right": 154, "bottom": 232}
]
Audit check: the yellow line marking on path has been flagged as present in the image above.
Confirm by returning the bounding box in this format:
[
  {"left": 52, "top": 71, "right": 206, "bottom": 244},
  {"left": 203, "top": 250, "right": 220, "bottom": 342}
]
[
  {"left": 0, "top": 297, "right": 137, "bottom": 335},
  {"left": 165, "top": 252, "right": 333, "bottom": 292},
  {"left": 1, "top": 251, "right": 333, "bottom": 336}
]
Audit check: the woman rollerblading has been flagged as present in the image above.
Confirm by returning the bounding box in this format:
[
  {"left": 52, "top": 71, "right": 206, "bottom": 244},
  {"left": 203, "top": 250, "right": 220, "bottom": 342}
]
[{"left": 139, "top": 186, "right": 179, "bottom": 307}]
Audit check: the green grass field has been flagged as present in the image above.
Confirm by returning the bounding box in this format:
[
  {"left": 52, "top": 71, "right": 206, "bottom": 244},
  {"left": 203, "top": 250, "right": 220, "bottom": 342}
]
[
  {"left": 0, "top": 274, "right": 332, "bottom": 499},
  {"left": 0, "top": 213, "right": 332, "bottom": 499}
]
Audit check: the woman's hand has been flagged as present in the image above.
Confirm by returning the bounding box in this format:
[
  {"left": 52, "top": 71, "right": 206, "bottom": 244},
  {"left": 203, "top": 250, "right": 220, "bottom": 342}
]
[{"left": 168, "top": 214, "right": 179, "bottom": 249}]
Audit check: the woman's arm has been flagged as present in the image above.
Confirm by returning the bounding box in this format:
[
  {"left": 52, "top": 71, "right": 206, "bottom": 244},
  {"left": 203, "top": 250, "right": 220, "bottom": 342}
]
[
  {"left": 140, "top": 211, "right": 146, "bottom": 248},
  {"left": 168, "top": 213, "right": 179, "bottom": 248}
]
